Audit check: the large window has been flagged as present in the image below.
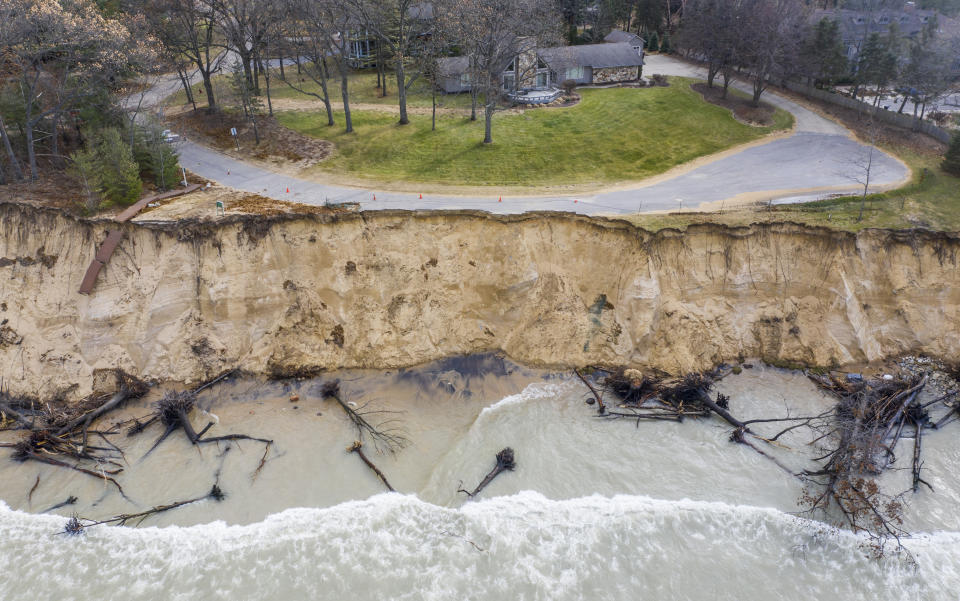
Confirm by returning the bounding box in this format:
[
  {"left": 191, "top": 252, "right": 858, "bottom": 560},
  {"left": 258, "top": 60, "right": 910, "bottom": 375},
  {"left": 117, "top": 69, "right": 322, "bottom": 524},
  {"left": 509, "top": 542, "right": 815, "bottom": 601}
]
[
  {"left": 460, "top": 73, "right": 471, "bottom": 87},
  {"left": 566, "top": 66, "right": 584, "bottom": 80}
]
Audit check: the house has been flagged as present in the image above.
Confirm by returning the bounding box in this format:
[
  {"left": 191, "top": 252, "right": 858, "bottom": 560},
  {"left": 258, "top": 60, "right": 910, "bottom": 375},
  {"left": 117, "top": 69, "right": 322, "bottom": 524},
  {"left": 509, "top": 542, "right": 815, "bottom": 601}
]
[
  {"left": 603, "top": 29, "right": 646, "bottom": 55},
  {"left": 812, "top": 3, "right": 960, "bottom": 66},
  {"left": 436, "top": 38, "right": 645, "bottom": 94}
]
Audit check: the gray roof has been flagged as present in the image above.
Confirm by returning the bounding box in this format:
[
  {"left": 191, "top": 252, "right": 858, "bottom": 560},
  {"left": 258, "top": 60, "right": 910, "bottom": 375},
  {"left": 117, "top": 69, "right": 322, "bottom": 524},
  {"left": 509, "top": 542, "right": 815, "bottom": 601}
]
[
  {"left": 811, "top": 8, "right": 960, "bottom": 41},
  {"left": 604, "top": 29, "right": 645, "bottom": 47},
  {"left": 437, "top": 55, "right": 470, "bottom": 78},
  {"left": 539, "top": 43, "right": 643, "bottom": 71}
]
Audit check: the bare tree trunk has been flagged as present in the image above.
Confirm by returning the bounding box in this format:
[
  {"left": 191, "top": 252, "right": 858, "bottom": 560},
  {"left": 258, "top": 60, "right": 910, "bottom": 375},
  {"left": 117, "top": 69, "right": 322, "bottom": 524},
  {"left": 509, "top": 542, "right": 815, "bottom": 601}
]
[
  {"left": 262, "top": 58, "right": 273, "bottom": 117},
  {"left": 50, "top": 115, "right": 61, "bottom": 167},
  {"left": 201, "top": 70, "right": 217, "bottom": 111},
  {"left": 470, "top": 88, "right": 478, "bottom": 121},
  {"left": 396, "top": 62, "right": 409, "bottom": 125},
  {"left": 432, "top": 86, "right": 437, "bottom": 131},
  {"left": 341, "top": 73, "right": 353, "bottom": 133},
  {"left": 483, "top": 99, "right": 494, "bottom": 144},
  {"left": 25, "top": 123, "right": 38, "bottom": 181},
  {"left": 0, "top": 115, "right": 24, "bottom": 181},
  {"left": 178, "top": 68, "right": 197, "bottom": 111},
  {"left": 311, "top": 57, "right": 334, "bottom": 127}
]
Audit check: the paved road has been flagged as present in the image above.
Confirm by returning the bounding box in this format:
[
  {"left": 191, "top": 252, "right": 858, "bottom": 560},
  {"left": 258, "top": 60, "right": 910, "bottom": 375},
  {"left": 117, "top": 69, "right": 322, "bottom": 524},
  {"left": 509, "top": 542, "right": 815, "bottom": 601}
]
[{"left": 166, "top": 55, "right": 910, "bottom": 216}]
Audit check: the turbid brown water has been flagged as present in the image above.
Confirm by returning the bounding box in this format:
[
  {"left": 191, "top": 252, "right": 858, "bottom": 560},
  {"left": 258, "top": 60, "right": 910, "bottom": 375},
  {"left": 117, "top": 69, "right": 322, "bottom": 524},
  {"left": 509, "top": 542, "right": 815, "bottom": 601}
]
[{"left": 1, "top": 357, "right": 959, "bottom": 600}]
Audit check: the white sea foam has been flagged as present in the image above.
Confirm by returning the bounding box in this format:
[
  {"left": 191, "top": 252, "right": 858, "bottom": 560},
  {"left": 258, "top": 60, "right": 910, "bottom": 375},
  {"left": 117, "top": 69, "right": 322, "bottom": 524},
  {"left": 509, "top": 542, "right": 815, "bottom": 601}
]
[
  {"left": 1, "top": 493, "right": 956, "bottom": 601},
  {"left": 478, "top": 381, "right": 575, "bottom": 418}
]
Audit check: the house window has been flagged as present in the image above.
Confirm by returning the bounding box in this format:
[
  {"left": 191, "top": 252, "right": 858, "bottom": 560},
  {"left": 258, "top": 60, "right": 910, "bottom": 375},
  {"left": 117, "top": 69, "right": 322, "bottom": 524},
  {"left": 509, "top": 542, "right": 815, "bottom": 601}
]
[
  {"left": 566, "top": 66, "right": 584, "bottom": 80},
  {"left": 460, "top": 73, "right": 471, "bottom": 87},
  {"left": 503, "top": 73, "right": 515, "bottom": 91},
  {"left": 536, "top": 71, "right": 548, "bottom": 87}
]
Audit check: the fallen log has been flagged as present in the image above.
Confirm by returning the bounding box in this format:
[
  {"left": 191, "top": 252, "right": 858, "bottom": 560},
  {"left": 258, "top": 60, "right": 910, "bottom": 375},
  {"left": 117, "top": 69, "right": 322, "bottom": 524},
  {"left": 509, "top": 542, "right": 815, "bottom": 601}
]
[
  {"left": 458, "top": 448, "right": 515, "bottom": 498},
  {"left": 347, "top": 440, "right": 395, "bottom": 492},
  {"left": 60, "top": 484, "right": 224, "bottom": 533},
  {"left": 574, "top": 369, "right": 605, "bottom": 414}
]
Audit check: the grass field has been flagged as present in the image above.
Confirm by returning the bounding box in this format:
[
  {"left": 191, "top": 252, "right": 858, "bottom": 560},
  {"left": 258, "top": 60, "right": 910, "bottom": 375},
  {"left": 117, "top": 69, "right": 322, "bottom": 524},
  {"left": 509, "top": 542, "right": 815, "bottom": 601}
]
[{"left": 276, "top": 80, "right": 792, "bottom": 188}]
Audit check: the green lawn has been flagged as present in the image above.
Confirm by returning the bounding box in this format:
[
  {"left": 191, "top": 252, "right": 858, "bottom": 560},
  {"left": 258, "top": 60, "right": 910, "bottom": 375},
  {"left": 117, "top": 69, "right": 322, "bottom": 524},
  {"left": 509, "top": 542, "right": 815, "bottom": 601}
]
[{"left": 276, "top": 80, "right": 792, "bottom": 188}]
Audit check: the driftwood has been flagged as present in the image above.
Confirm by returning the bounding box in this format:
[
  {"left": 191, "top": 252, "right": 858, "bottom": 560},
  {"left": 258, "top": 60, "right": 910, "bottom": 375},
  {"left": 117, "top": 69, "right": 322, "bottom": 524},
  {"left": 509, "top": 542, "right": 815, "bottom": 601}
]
[
  {"left": 322, "top": 380, "right": 408, "bottom": 453},
  {"left": 59, "top": 484, "right": 225, "bottom": 533},
  {"left": 140, "top": 390, "right": 273, "bottom": 476},
  {"left": 347, "top": 440, "right": 395, "bottom": 492},
  {"left": 458, "top": 448, "right": 516, "bottom": 498},
  {"left": 41, "top": 496, "right": 78, "bottom": 514}
]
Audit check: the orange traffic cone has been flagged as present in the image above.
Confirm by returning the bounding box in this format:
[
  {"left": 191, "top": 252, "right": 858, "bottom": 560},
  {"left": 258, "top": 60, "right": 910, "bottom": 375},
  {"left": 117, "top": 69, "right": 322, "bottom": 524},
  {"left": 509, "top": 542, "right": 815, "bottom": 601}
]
[
  {"left": 286, "top": 187, "right": 290, "bottom": 193},
  {"left": 498, "top": 196, "right": 502, "bottom": 202},
  {"left": 573, "top": 199, "right": 578, "bottom": 203},
  {"left": 419, "top": 193, "right": 423, "bottom": 199},
  {"left": 373, "top": 194, "right": 376, "bottom": 201}
]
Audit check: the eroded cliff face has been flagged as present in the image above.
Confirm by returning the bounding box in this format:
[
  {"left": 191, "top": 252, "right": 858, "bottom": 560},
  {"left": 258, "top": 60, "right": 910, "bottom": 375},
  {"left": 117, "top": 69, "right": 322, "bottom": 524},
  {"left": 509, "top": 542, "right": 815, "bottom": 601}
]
[{"left": 2, "top": 202, "right": 959, "bottom": 400}]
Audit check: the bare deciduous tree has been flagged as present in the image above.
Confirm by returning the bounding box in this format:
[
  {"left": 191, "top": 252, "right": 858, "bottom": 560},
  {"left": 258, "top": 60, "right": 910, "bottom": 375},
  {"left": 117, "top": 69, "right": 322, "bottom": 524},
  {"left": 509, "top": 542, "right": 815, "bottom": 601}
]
[{"left": 439, "top": 0, "right": 560, "bottom": 144}]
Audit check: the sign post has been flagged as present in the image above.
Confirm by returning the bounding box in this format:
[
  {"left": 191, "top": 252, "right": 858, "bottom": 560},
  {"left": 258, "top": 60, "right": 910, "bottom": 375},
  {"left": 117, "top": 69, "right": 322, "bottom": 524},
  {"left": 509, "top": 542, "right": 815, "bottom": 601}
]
[
  {"left": 230, "top": 127, "right": 239, "bottom": 151},
  {"left": 216, "top": 200, "right": 224, "bottom": 217}
]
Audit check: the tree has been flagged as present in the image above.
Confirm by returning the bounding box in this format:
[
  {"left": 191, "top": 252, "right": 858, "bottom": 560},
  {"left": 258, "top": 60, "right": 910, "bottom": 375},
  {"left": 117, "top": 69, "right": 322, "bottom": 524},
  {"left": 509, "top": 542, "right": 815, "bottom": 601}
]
[
  {"left": 439, "top": 0, "right": 561, "bottom": 144},
  {"left": 738, "top": 0, "right": 807, "bottom": 106},
  {"left": 943, "top": 132, "right": 960, "bottom": 177},
  {"left": 853, "top": 33, "right": 897, "bottom": 104},
  {"left": 69, "top": 145, "right": 102, "bottom": 213},
  {"left": 895, "top": 21, "right": 958, "bottom": 126},
  {"left": 646, "top": 30, "right": 660, "bottom": 52},
  {"left": 317, "top": 0, "right": 360, "bottom": 133},
  {"left": 281, "top": 0, "right": 338, "bottom": 127},
  {"left": 94, "top": 127, "right": 142, "bottom": 206},
  {"left": 347, "top": 0, "right": 435, "bottom": 125},
  {"left": 144, "top": 0, "right": 224, "bottom": 112},
  {"left": 2, "top": 0, "right": 158, "bottom": 180},
  {"left": 229, "top": 63, "right": 264, "bottom": 144},
  {"left": 801, "top": 17, "right": 848, "bottom": 86},
  {"left": 134, "top": 119, "right": 181, "bottom": 190}
]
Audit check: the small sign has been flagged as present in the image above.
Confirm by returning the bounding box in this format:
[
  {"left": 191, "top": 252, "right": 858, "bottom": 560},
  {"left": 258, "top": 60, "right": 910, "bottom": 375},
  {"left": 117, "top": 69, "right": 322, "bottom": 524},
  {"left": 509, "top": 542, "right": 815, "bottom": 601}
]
[{"left": 230, "top": 127, "right": 237, "bottom": 136}]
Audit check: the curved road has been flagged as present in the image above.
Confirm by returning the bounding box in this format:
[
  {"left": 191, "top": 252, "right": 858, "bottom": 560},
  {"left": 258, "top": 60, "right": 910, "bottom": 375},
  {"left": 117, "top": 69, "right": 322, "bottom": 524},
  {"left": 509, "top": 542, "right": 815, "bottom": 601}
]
[{"left": 167, "top": 55, "right": 909, "bottom": 216}]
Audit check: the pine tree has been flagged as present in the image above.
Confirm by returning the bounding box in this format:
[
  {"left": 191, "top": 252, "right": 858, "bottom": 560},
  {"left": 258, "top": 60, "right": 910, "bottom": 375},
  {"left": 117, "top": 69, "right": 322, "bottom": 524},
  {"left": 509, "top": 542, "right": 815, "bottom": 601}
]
[
  {"left": 659, "top": 33, "right": 672, "bottom": 54},
  {"left": 646, "top": 31, "right": 659, "bottom": 53},
  {"left": 943, "top": 132, "right": 960, "bottom": 177},
  {"left": 96, "top": 128, "right": 142, "bottom": 206}
]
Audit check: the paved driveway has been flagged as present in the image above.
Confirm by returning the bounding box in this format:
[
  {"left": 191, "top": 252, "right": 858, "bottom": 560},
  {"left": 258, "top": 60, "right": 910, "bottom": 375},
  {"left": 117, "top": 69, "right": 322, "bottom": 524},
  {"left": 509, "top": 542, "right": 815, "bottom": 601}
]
[{"left": 168, "top": 55, "right": 910, "bottom": 216}]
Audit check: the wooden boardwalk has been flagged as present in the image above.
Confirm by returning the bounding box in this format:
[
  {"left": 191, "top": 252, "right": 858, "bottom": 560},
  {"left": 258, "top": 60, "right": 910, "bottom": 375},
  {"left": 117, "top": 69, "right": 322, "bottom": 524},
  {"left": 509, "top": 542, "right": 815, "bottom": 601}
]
[{"left": 79, "top": 184, "right": 202, "bottom": 295}]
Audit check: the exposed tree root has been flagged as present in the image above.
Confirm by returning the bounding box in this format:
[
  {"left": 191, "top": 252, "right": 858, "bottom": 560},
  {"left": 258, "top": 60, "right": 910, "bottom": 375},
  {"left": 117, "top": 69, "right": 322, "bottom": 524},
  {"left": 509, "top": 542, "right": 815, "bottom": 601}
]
[
  {"left": 458, "top": 448, "right": 516, "bottom": 499},
  {"left": 322, "top": 380, "right": 408, "bottom": 453}
]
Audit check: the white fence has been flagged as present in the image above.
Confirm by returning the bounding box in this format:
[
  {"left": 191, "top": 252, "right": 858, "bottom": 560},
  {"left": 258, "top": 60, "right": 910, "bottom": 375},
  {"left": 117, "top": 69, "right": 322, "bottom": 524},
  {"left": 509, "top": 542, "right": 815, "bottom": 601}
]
[{"left": 783, "top": 81, "right": 953, "bottom": 144}]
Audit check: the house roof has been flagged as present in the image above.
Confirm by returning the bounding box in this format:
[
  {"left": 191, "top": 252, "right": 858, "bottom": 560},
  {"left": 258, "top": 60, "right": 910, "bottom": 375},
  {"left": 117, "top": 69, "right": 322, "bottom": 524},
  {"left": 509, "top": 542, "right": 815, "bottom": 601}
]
[
  {"left": 603, "top": 29, "right": 645, "bottom": 47},
  {"left": 437, "top": 55, "right": 470, "bottom": 78},
  {"left": 811, "top": 7, "right": 959, "bottom": 41},
  {"left": 539, "top": 43, "right": 643, "bottom": 71}
]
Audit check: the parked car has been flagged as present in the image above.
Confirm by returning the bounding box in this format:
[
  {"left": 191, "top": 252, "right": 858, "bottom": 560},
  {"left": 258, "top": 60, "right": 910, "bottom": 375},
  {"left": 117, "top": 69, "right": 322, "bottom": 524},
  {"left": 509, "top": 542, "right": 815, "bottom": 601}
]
[{"left": 161, "top": 129, "right": 180, "bottom": 143}]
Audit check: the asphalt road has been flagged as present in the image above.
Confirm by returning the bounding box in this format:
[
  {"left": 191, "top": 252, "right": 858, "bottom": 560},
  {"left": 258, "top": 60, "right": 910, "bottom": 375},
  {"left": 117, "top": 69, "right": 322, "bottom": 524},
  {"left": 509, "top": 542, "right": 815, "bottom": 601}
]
[{"left": 166, "top": 55, "right": 910, "bottom": 216}]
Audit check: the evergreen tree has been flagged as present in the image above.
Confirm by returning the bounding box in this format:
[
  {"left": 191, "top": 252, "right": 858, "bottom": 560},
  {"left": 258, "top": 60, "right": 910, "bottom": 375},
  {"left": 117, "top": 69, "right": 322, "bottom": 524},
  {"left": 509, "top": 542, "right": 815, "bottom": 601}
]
[
  {"left": 133, "top": 121, "right": 181, "bottom": 190},
  {"left": 647, "top": 31, "right": 660, "bottom": 52},
  {"left": 96, "top": 128, "right": 142, "bottom": 206},
  {"left": 804, "top": 18, "right": 847, "bottom": 85},
  {"left": 69, "top": 146, "right": 102, "bottom": 214},
  {"left": 943, "top": 132, "right": 960, "bottom": 177},
  {"left": 659, "top": 33, "right": 672, "bottom": 54}
]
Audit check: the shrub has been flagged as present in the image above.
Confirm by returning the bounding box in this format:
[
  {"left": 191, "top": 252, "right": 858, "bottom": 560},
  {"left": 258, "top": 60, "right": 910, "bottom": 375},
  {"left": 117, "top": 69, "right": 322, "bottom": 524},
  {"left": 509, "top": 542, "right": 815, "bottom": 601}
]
[
  {"left": 651, "top": 73, "right": 669, "bottom": 86},
  {"left": 943, "top": 132, "right": 960, "bottom": 177},
  {"left": 560, "top": 79, "right": 577, "bottom": 95}
]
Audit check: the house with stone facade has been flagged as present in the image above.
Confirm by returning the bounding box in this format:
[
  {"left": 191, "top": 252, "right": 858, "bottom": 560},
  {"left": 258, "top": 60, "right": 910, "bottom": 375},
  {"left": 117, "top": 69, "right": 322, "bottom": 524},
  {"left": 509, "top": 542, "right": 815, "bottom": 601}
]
[{"left": 436, "top": 33, "right": 645, "bottom": 95}]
